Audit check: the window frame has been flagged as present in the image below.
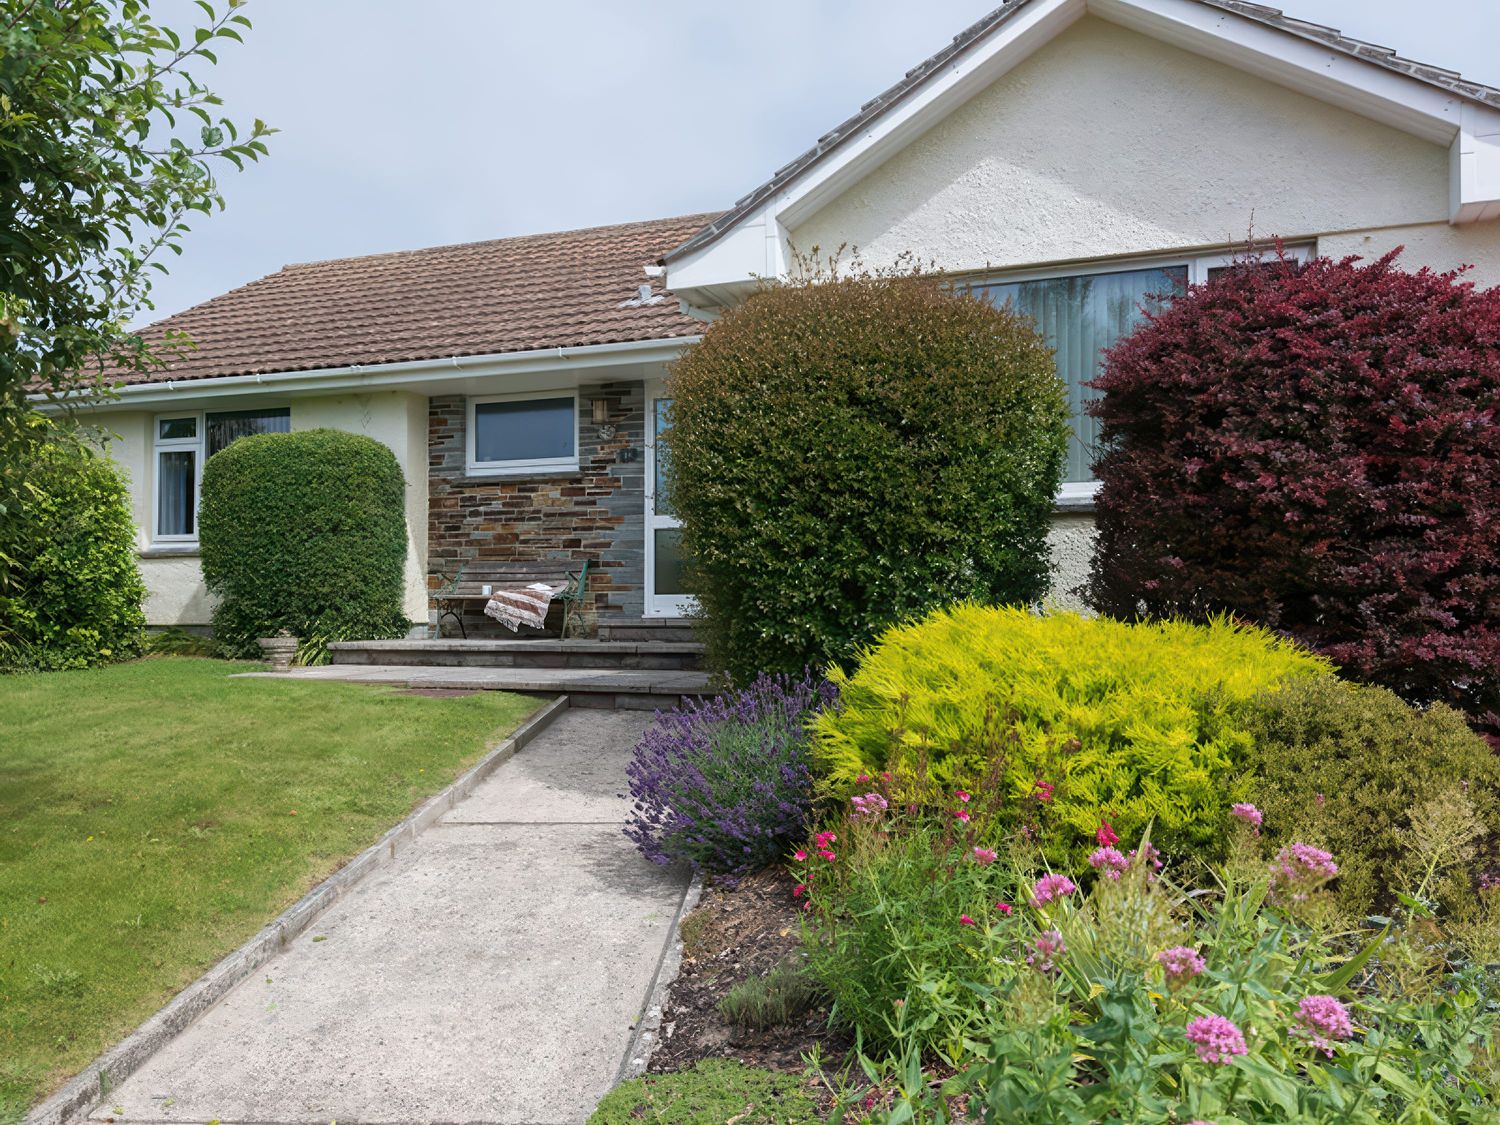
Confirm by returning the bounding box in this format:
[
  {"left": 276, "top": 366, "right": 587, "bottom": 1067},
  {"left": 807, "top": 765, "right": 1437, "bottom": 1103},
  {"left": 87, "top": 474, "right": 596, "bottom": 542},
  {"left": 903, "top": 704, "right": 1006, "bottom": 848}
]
[
  {"left": 150, "top": 406, "right": 292, "bottom": 544},
  {"left": 969, "top": 246, "right": 1310, "bottom": 505},
  {"left": 152, "top": 413, "right": 203, "bottom": 543},
  {"left": 465, "top": 390, "right": 580, "bottom": 476}
]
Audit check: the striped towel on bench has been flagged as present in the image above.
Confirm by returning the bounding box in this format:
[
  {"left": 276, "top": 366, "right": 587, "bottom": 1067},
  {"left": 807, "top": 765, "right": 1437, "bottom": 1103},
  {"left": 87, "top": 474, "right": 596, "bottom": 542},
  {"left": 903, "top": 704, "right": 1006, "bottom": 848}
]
[{"left": 483, "top": 582, "right": 566, "bottom": 633}]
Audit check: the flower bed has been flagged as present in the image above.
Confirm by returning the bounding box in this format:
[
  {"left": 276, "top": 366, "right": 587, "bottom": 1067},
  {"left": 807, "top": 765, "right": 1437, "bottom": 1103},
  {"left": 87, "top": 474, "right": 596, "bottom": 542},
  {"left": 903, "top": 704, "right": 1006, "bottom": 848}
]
[{"left": 626, "top": 611, "right": 1500, "bottom": 1123}]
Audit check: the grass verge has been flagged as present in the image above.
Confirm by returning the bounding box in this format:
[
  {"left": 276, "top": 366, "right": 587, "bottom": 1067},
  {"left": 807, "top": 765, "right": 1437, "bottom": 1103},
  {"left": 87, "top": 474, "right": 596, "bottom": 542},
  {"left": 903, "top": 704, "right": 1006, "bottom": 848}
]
[{"left": 0, "top": 657, "right": 538, "bottom": 1122}]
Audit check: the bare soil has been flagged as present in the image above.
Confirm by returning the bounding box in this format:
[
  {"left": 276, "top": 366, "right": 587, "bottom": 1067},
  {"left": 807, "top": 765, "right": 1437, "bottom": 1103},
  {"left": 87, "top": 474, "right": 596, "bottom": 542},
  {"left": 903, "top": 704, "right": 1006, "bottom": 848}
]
[{"left": 648, "top": 867, "right": 853, "bottom": 1076}]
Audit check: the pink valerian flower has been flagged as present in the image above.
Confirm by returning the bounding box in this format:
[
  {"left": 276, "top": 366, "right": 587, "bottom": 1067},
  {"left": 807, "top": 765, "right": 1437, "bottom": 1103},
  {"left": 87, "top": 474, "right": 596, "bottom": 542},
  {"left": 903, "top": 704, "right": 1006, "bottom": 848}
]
[
  {"left": 1269, "top": 843, "right": 1339, "bottom": 902},
  {"left": 792, "top": 849, "right": 807, "bottom": 862},
  {"left": 972, "top": 846, "right": 998, "bottom": 865},
  {"left": 792, "top": 883, "right": 807, "bottom": 898},
  {"left": 956, "top": 789, "right": 972, "bottom": 803},
  {"left": 817, "top": 848, "right": 837, "bottom": 862},
  {"left": 1134, "top": 841, "right": 1163, "bottom": 872},
  {"left": 814, "top": 831, "right": 837, "bottom": 848},
  {"left": 1030, "top": 873, "right": 1077, "bottom": 907},
  {"left": 1292, "top": 995, "right": 1354, "bottom": 1057},
  {"left": 1185, "top": 1015, "right": 1247, "bottom": 1065},
  {"left": 849, "top": 792, "right": 889, "bottom": 820},
  {"left": 1096, "top": 820, "right": 1119, "bottom": 846},
  {"left": 1034, "top": 780, "right": 1055, "bottom": 802},
  {"left": 855, "top": 773, "right": 871, "bottom": 784},
  {"left": 1089, "top": 846, "right": 1130, "bottom": 880},
  {"left": 954, "top": 808, "right": 971, "bottom": 823},
  {"left": 1230, "top": 803, "right": 1263, "bottom": 829},
  {"left": 1027, "top": 929, "right": 1066, "bottom": 972},
  {"left": 994, "top": 901, "right": 1013, "bottom": 915},
  {"left": 959, "top": 914, "right": 976, "bottom": 926},
  {"left": 1157, "top": 945, "right": 1207, "bottom": 985}
]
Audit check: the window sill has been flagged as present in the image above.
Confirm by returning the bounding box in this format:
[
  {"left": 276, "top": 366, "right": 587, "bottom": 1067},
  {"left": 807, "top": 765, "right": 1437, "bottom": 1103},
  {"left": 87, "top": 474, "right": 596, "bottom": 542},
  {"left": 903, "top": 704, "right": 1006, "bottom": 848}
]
[
  {"left": 1054, "top": 483, "right": 1099, "bottom": 514},
  {"left": 455, "top": 468, "right": 583, "bottom": 485},
  {"left": 139, "top": 544, "right": 201, "bottom": 559}
]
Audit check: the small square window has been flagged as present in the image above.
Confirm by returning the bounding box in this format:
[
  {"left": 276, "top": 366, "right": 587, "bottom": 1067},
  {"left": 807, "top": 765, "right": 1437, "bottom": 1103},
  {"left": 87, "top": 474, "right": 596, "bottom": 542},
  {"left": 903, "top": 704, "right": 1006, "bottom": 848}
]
[
  {"left": 158, "top": 417, "right": 197, "bottom": 441},
  {"left": 469, "top": 395, "right": 577, "bottom": 471}
]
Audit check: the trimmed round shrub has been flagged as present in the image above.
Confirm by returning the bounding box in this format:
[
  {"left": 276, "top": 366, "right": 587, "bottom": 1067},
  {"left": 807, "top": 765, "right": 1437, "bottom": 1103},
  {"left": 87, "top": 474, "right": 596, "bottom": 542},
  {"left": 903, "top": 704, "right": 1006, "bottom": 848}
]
[
  {"left": 1243, "top": 676, "right": 1500, "bottom": 916},
  {"left": 0, "top": 437, "right": 146, "bottom": 670},
  {"left": 625, "top": 671, "right": 836, "bottom": 877},
  {"left": 666, "top": 268, "right": 1069, "bottom": 682},
  {"left": 199, "top": 428, "right": 411, "bottom": 656},
  {"left": 1085, "top": 250, "right": 1500, "bottom": 744},
  {"left": 811, "top": 605, "right": 1330, "bottom": 865}
]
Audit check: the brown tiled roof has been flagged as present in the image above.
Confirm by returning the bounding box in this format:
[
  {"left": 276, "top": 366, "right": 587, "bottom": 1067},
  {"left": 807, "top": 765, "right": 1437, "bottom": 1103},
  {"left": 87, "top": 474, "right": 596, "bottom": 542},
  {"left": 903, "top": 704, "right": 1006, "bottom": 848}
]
[
  {"left": 119, "top": 213, "right": 718, "bottom": 386},
  {"left": 664, "top": 0, "right": 1500, "bottom": 265}
]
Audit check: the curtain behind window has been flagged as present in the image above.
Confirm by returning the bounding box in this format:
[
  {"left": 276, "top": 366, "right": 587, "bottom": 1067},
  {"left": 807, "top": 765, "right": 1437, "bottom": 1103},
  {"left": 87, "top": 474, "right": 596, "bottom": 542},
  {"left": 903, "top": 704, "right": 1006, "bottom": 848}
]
[
  {"left": 975, "top": 265, "right": 1185, "bottom": 484},
  {"left": 206, "top": 408, "right": 290, "bottom": 457}
]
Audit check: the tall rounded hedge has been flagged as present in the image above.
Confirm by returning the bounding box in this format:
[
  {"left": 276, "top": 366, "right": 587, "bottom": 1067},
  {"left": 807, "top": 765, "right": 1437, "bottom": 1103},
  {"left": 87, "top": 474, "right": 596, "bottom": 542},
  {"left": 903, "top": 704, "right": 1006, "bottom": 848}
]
[
  {"left": 666, "top": 270, "right": 1069, "bottom": 681},
  {"left": 200, "top": 428, "right": 411, "bottom": 656},
  {"left": 1085, "top": 251, "right": 1500, "bottom": 744},
  {"left": 0, "top": 438, "right": 146, "bottom": 670}
]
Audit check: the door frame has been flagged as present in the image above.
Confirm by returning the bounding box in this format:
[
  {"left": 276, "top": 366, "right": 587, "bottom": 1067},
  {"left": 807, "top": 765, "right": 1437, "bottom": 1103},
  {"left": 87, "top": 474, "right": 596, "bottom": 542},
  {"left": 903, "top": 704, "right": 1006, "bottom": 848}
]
[{"left": 643, "top": 380, "right": 694, "bottom": 618}]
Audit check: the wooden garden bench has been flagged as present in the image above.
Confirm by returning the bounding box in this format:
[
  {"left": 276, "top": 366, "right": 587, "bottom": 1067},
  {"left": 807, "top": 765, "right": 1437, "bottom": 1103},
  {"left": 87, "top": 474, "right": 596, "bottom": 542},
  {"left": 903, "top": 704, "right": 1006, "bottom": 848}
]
[{"left": 431, "top": 558, "right": 591, "bottom": 639}]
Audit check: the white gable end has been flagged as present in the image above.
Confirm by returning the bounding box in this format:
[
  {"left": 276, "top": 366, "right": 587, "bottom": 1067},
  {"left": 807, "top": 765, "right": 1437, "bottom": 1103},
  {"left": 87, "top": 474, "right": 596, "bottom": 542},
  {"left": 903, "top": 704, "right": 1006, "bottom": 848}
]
[{"left": 789, "top": 16, "right": 1448, "bottom": 276}]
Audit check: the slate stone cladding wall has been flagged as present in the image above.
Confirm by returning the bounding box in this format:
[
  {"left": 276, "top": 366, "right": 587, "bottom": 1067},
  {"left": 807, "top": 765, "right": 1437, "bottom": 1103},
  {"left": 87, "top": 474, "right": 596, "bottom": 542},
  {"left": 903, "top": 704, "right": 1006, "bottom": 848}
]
[{"left": 428, "top": 381, "right": 646, "bottom": 632}]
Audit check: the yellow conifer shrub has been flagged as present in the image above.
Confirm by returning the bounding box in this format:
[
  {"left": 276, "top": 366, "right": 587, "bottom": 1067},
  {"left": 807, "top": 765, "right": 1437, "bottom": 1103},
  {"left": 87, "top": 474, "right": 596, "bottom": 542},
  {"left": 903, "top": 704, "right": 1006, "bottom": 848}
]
[{"left": 812, "top": 606, "right": 1329, "bottom": 863}]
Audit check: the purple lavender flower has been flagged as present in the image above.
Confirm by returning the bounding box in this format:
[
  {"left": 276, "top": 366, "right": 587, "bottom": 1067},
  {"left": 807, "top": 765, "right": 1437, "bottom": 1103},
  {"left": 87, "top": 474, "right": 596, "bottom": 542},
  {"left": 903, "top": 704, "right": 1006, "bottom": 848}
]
[{"left": 623, "top": 671, "right": 837, "bottom": 878}]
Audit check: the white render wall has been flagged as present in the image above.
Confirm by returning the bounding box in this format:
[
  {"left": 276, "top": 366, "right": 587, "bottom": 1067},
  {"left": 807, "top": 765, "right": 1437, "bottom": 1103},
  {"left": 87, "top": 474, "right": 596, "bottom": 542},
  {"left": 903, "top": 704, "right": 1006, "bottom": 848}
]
[
  {"left": 790, "top": 16, "right": 1453, "bottom": 275},
  {"left": 102, "top": 391, "right": 429, "bottom": 628}
]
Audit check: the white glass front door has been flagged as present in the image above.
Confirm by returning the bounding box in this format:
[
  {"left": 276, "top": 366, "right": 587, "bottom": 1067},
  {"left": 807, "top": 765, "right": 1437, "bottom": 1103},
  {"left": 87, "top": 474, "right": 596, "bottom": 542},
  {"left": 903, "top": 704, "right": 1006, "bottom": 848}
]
[{"left": 644, "top": 386, "right": 694, "bottom": 618}]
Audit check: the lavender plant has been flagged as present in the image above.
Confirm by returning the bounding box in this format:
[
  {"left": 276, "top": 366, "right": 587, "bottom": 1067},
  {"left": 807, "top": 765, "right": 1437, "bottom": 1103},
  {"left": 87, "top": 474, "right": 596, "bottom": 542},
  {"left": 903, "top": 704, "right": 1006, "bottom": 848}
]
[{"left": 625, "top": 671, "right": 837, "bottom": 877}]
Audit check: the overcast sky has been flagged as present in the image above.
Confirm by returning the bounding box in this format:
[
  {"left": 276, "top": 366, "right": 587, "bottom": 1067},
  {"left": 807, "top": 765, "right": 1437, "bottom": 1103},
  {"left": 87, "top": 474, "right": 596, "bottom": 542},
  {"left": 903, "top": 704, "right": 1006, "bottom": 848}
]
[{"left": 140, "top": 0, "right": 1500, "bottom": 321}]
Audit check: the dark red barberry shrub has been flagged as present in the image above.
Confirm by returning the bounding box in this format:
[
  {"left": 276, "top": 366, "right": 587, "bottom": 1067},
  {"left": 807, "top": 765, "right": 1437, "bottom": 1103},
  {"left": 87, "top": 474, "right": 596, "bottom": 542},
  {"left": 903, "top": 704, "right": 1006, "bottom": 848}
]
[{"left": 1085, "top": 249, "right": 1500, "bottom": 745}]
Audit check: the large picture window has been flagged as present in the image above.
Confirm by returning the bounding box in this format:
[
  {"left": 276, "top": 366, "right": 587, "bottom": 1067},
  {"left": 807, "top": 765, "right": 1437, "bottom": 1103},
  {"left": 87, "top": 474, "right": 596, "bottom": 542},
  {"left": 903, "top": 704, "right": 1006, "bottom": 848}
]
[
  {"left": 152, "top": 407, "right": 290, "bottom": 542},
  {"left": 466, "top": 392, "right": 578, "bottom": 474},
  {"left": 973, "top": 264, "right": 1187, "bottom": 487}
]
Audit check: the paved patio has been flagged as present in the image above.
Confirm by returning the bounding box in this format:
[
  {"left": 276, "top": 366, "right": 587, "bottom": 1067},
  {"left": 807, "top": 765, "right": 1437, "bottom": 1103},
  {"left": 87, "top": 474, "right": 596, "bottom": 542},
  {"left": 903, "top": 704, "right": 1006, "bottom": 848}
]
[{"left": 90, "top": 709, "right": 691, "bottom": 1125}]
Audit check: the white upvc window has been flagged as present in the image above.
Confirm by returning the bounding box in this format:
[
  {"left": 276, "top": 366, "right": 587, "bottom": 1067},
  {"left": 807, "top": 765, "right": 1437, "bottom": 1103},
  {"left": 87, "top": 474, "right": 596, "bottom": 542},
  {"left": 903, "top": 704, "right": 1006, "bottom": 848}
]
[
  {"left": 151, "top": 407, "right": 291, "bottom": 543},
  {"left": 969, "top": 246, "right": 1308, "bottom": 501},
  {"left": 466, "top": 391, "right": 580, "bottom": 475},
  {"left": 153, "top": 415, "right": 201, "bottom": 542}
]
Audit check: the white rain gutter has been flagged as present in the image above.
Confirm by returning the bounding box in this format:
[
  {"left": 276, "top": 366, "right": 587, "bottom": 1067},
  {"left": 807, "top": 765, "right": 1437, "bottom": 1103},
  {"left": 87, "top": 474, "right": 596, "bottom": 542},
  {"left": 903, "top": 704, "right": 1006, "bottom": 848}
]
[{"left": 37, "top": 336, "right": 702, "bottom": 410}]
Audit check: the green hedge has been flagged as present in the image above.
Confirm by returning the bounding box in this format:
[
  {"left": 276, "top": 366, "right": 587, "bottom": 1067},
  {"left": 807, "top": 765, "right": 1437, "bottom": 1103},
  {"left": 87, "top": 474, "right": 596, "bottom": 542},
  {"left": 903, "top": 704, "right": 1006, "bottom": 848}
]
[
  {"left": 665, "top": 268, "right": 1069, "bottom": 682},
  {"left": 199, "top": 428, "right": 411, "bottom": 656},
  {"left": 0, "top": 437, "right": 146, "bottom": 670}
]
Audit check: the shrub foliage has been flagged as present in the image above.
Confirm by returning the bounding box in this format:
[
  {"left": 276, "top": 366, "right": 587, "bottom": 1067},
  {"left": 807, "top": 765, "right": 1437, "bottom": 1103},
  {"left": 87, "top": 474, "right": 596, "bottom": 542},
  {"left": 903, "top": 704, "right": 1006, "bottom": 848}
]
[
  {"left": 1085, "top": 250, "right": 1500, "bottom": 743},
  {"left": 0, "top": 438, "right": 145, "bottom": 670},
  {"left": 624, "top": 671, "right": 836, "bottom": 877},
  {"left": 1243, "top": 676, "right": 1500, "bottom": 916},
  {"left": 812, "top": 605, "right": 1329, "bottom": 864},
  {"left": 199, "top": 429, "right": 410, "bottom": 656},
  {"left": 665, "top": 266, "right": 1069, "bottom": 682}
]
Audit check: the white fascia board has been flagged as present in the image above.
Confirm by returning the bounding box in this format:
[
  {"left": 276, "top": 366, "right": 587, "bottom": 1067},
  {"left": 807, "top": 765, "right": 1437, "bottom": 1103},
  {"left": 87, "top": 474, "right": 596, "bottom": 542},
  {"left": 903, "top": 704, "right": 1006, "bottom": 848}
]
[
  {"left": 42, "top": 337, "right": 700, "bottom": 411},
  {"left": 1451, "top": 101, "right": 1500, "bottom": 223},
  {"left": 665, "top": 0, "right": 1086, "bottom": 303}
]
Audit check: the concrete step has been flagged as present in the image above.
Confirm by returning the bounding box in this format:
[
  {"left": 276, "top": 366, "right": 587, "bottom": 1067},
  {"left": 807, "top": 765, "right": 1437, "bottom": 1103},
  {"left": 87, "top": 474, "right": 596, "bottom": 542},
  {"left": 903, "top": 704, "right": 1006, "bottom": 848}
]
[
  {"left": 598, "top": 619, "right": 700, "bottom": 644},
  {"left": 329, "top": 637, "right": 705, "bottom": 672},
  {"left": 236, "top": 664, "right": 714, "bottom": 710}
]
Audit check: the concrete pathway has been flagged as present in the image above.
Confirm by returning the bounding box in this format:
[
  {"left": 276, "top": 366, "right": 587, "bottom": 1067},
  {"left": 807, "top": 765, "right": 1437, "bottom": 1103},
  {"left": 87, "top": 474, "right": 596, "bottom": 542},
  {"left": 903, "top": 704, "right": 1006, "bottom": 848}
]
[{"left": 93, "top": 709, "right": 690, "bottom": 1125}]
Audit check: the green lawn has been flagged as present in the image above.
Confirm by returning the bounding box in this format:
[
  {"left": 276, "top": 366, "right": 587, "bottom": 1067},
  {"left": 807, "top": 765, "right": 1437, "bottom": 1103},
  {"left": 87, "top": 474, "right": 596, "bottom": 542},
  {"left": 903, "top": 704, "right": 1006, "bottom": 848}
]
[{"left": 0, "top": 657, "right": 538, "bottom": 1122}]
